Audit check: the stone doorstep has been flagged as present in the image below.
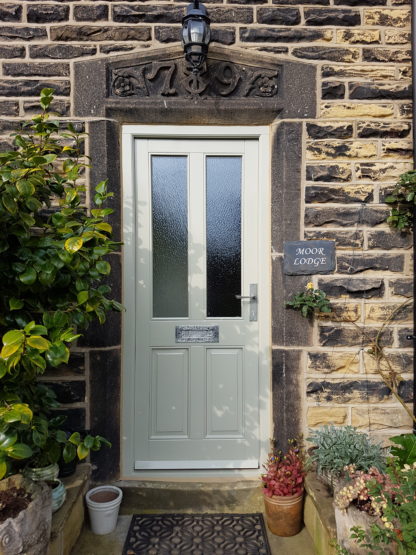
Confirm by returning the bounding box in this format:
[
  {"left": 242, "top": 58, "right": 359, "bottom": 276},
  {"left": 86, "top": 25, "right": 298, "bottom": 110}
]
[
  {"left": 304, "top": 473, "right": 337, "bottom": 555},
  {"left": 47, "top": 463, "right": 91, "bottom": 555},
  {"left": 116, "top": 479, "right": 264, "bottom": 514}
]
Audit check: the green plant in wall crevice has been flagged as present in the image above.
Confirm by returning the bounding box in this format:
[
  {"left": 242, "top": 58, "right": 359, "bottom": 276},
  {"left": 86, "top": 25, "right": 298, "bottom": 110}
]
[
  {"left": 0, "top": 88, "right": 121, "bottom": 478},
  {"left": 385, "top": 170, "right": 416, "bottom": 232}
]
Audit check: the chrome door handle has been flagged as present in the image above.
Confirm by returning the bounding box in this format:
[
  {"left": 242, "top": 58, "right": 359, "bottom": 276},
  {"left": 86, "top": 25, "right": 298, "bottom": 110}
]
[{"left": 235, "top": 284, "right": 257, "bottom": 321}]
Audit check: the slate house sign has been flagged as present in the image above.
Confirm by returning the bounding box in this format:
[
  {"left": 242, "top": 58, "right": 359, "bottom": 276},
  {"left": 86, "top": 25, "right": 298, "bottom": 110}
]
[{"left": 284, "top": 240, "right": 335, "bottom": 275}]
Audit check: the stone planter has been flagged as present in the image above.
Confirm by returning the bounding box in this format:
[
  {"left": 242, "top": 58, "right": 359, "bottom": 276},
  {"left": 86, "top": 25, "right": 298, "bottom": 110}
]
[
  {"left": 0, "top": 474, "right": 52, "bottom": 555},
  {"left": 335, "top": 505, "right": 398, "bottom": 554}
]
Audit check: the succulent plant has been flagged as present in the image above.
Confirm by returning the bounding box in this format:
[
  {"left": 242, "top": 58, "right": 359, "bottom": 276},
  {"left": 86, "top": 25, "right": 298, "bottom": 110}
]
[{"left": 308, "top": 425, "right": 387, "bottom": 478}]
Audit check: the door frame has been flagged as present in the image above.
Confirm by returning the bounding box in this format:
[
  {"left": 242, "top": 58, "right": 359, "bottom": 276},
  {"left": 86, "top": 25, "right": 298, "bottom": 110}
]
[{"left": 121, "top": 125, "right": 271, "bottom": 479}]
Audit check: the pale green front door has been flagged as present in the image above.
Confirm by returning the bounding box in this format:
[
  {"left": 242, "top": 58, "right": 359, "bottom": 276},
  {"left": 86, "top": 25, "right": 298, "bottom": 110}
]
[{"left": 131, "top": 138, "right": 260, "bottom": 470}]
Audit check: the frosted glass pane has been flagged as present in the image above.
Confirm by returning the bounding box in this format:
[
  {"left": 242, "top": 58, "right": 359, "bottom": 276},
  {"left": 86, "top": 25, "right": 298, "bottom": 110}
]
[
  {"left": 206, "top": 156, "right": 241, "bottom": 317},
  {"left": 152, "top": 156, "right": 188, "bottom": 318}
]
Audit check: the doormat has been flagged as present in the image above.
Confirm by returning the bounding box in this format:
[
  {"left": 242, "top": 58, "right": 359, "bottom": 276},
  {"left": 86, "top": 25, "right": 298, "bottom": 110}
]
[{"left": 122, "top": 513, "right": 271, "bottom": 555}]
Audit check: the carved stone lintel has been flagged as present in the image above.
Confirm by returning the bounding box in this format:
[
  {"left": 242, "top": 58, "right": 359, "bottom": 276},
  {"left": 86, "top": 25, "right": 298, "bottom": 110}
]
[{"left": 110, "top": 58, "right": 280, "bottom": 100}]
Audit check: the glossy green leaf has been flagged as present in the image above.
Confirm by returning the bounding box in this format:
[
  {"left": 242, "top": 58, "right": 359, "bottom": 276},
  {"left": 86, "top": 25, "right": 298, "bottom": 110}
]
[
  {"left": 27, "top": 336, "right": 51, "bottom": 351},
  {"left": 77, "top": 291, "right": 88, "bottom": 305},
  {"left": 64, "top": 237, "right": 83, "bottom": 253},
  {"left": 68, "top": 432, "right": 81, "bottom": 446},
  {"left": 63, "top": 443, "right": 76, "bottom": 463},
  {"left": 0, "top": 461, "right": 7, "bottom": 479},
  {"left": 7, "top": 443, "right": 33, "bottom": 460},
  {"left": 19, "top": 268, "right": 37, "bottom": 285},
  {"left": 9, "top": 298, "right": 24, "bottom": 311},
  {"left": 2, "top": 330, "right": 24, "bottom": 346},
  {"left": 0, "top": 432, "right": 17, "bottom": 449},
  {"left": 0, "top": 343, "right": 22, "bottom": 359},
  {"left": 96, "top": 261, "right": 111, "bottom": 275},
  {"left": 77, "top": 443, "right": 89, "bottom": 460}
]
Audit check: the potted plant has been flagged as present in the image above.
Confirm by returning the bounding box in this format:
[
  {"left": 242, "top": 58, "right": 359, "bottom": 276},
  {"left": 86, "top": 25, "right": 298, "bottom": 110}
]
[
  {"left": 261, "top": 439, "right": 306, "bottom": 537},
  {"left": 308, "top": 425, "right": 386, "bottom": 492},
  {"left": 0, "top": 87, "right": 120, "bottom": 482},
  {"left": 0, "top": 473, "right": 52, "bottom": 554}
]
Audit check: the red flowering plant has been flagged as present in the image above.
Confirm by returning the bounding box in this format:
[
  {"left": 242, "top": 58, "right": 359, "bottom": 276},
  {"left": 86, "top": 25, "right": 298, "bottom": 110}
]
[{"left": 262, "top": 439, "right": 306, "bottom": 497}]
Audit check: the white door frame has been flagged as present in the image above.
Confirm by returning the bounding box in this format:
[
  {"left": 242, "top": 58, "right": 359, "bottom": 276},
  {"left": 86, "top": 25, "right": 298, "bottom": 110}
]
[{"left": 121, "top": 125, "right": 271, "bottom": 479}]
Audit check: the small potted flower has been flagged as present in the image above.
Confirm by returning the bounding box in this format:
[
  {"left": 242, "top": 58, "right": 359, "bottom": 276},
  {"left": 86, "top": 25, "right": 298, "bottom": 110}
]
[{"left": 261, "top": 439, "right": 306, "bottom": 537}]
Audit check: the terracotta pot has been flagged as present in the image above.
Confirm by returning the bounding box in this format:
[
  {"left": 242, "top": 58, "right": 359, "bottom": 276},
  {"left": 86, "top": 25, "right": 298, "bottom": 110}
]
[{"left": 263, "top": 490, "right": 304, "bottom": 537}]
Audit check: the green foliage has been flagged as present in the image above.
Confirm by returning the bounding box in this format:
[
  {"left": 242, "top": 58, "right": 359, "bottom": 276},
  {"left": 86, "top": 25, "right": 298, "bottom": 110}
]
[
  {"left": 389, "top": 433, "right": 416, "bottom": 468},
  {"left": 385, "top": 170, "right": 416, "bottom": 232},
  {"left": 349, "top": 462, "right": 416, "bottom": 554},
  {"left": 286, "top": 282, "right": 332, "bottom": 318},
  {"left": 308, "top": 425, "right": 387, "bottom": 477},
  {"left": 0, "top": 89, "right": 118, "bottom": 478}
]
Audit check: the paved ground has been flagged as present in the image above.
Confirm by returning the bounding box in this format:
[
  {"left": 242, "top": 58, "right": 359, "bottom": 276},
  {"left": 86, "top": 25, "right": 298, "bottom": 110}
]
[{"left": 72, "top": 514, "right": 316, "bottom": 554}]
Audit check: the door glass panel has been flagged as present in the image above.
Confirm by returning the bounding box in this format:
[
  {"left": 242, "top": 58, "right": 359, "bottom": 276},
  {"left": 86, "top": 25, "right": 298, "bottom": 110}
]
[
  {"left": 206, "top": 156, "right": 242, "bottom": 317},
  {"left": 152, "top": 155, "right": 188, "bottom": 317}
]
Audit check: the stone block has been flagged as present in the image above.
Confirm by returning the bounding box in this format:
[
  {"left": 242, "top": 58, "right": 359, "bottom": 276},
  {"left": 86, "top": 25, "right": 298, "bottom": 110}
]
[
  {"left": 349, "top": 82, "right": 411, "bottom": 100},
  {"left": 90, "top": 348, "right": 121, "bottom": 481},
  {"left": 0, "top": 26, "right": 47, "bottom": 41},
  {"left": 99, "top": 44, "right": 136, "bottom": 54},
  {"left": 304, "top": 8, "right": 360, "bottom": 26},
  {"left": 306, "top": 123, "right": 353, "bottom": 140},
  {"left": 397, "top": 328, "right": 415, "bottom": 348},
  {"left": 318, "top": 277, "right": 384, "bottom": 298},
  {"left": 112, "top": 5, "right": 184, "bottom": 23},
  {"left": 41, "top": 380, "right": 86, "bottom": 404},
  {"left": 389, "top": 278, "right": 413, "bottom": 298},
  {"left": 0, "top": 101, "right": 19, "bottom": 116},
  {"left": 337, "top": 253, "right": 404, "bottom": 274},
  {"left": 364, "top": 8, "right": 411, "bottom": 27},
  {"left": 305, "top": 185, "right": 373, "bottom": 203},
  {"left": 319, "top": 326, "right": 393, "bottom": 347},
  {"left": 334, "top": 0, "right": 386, "bottom": 4},
  {"left": 307, "top": 351, "right": 360, "bottom": 374},
  {"left": 53, "top": 408, "right": 85, "bottom": 430},
  {"left": 305, "top": 229, "right": 363, "bottom": 248},
  {"left": 0, "top": 4, "right": 22, "bottom": 21},
  {"left": 306, "top": 141, "right": 377, "bottom": 160},
  {"left": 352, "top": 406, "right": 413, "bottom": 430},
  {"left": 322, "top": 81, "right": 345, "bottom": 99},
  {"left": 322, "top": 64, "right": 395, "bottom": 79},
  {"left": 273, "top": 0, "right": 329, "bottom": 3},
  {"left": 50, "top": 25, "right": 151, "bottom": 42},
  {"left": 23, "top": 99, "right": 70, "bottom": 115},
  {"left": 363, "top": 351, "right": 413, "bottom": 375},
  {"left": 385, "top": 30, "right": 410, "bottom": 44},
  {"left": 306, "top": 163, "right": 352, "bottom": 182},
  {"left": 241, "top": 28, "right": 332, "bottom": 42},
  {"left": 3, "top": 62, "right": 70, "bottom": 77},
  {"left": 357, "top": 121, "right": 411, "bottom": 138},
  {"left": 27, "top": 4, "right": 69, "bottom": 23},
  {"left": 304, "top": 206, "right": 388, "bottom": 227},
  {"left": 399, "top": 103, "right": 412, "bottom": 118},
  {"left": 307, "top": 379, "right": 395, "bottom": 403},
  {"left": 202, "top": 7, "right": 254, "bottom": 23},
  {"left": 307, "top": 407, "right": 349, "bottom": 426},
  {"left": 381, "top": 140, "right": 413, "bottom": 158},
  {"left": 331, "top": 303, "right": 361, "bottom": 322},
  {"left": 336, "top": 29, "right": 380, "bottom": 43},
  {"left": 30, "top": 45, "right": 97, "bottom": 59},
  {"left": 368, "top": 230, "right": 412, "bottom": 250},
  {"left": 365, "top": 302, "right": 412, "bottom": 324},
  {"left": 74, "top": 5, "right": 109, "bottom": 21},
  {"left": 257, "top": 8, "right": 301, "bottom": 25},
  {"left": 0, "top": 79, "right": 70, "bottom": 97},
  {"left": 321, "top": 103, "right": 394, "bottom": 118},
  {"left": 293, "top": 46, "right": 359, "bottom": 62},
  {"left": 255, "top": 46, "right": 289, "bottom": 54},
  {"left": 272, "top": 349, "right": 303, "bottom": 450},
  {"left": 363, "top": 48, "right": 411, "bottom": 63},
  {"left": 355, "top": 162, "right": 411, "bottom": 181}
]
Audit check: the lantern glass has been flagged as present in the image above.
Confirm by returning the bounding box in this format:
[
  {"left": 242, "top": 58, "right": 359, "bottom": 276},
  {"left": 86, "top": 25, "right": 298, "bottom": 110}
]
[{"left": 190, "top": 19, "right": 205, "bottom": 44}]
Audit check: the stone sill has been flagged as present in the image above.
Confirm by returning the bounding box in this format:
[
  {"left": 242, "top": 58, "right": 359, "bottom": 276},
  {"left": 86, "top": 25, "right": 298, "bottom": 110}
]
[
  {"left": 47, "top": 463, "right": 91, "bottom": 555},
  {"left": 304, "top": 472, "right": 337, "bottom": 555}
]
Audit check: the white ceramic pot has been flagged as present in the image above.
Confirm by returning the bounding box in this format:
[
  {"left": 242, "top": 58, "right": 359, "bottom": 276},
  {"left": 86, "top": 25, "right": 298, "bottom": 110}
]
[{"left": 85, "top": 485, "right": 123, "bottom": 535}]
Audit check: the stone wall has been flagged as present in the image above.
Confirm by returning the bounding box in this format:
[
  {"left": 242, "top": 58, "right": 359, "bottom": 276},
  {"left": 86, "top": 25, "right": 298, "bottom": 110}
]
[{"left": 0, "top": 0, "right": 413, "bottom": 477}]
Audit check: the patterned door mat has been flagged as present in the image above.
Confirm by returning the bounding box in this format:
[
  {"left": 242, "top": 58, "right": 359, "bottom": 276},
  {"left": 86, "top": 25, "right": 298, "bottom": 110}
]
[{"left": 122, "top": 513, "right": 271, "bottom": 555}]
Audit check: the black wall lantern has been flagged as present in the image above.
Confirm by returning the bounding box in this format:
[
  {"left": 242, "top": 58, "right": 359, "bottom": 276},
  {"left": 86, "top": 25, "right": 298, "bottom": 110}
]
[{"left": 182, "top": 0, "right": 211, "bottom": 74}]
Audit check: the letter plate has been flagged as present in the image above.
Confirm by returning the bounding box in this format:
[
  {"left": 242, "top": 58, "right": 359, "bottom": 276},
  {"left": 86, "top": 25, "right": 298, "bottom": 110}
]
[{"left": 175, "top": 326, "right": 219, "bottom": 343}]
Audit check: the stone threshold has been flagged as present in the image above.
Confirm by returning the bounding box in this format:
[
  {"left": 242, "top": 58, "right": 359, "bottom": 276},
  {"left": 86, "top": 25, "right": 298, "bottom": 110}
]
[
  {"left": 47, "top": 463, "right": 91, "bottom": 555},
  {"left": 304, "top": 473, "right": 337, "bottom": 555}
]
